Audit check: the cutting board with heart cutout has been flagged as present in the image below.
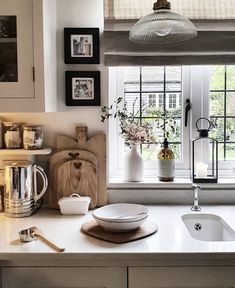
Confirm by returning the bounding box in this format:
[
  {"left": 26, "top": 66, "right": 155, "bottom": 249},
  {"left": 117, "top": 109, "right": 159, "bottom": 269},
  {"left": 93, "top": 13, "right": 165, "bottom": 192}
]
[
  {"left": 57, "top": 159, "right": 97, "bottom": 209},
  {"left": 49, "top": 149, "right": 97, "bottom": 209},
  {"left": 48, "top": 126, "right": 106, "bottom": 209}
]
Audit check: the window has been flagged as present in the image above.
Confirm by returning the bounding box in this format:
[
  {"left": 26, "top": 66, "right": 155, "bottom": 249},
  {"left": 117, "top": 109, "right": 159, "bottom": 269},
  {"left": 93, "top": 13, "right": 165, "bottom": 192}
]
[
  {"left": 148, "top": 94, "right": 156, "bottom": 108},
  {"left": 108, "top": 65, "right": 235, "bottom": 179},
  {"left": 122, "top": 66, "right": 182, "bottom": 161},
  {"left": 168, "top": 94, "right": 177, "bottom": 109},
  {"left": 158, "top": 94, "right": 164, "bottom": 108}
]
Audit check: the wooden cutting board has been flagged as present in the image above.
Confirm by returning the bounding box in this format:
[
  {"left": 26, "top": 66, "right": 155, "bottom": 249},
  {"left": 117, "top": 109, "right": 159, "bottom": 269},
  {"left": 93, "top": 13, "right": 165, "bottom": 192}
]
[
  {"left": 55, "top": 126, "right": 106, "bottom": 207},
  {"left": 81, "top": 220, "right": 158, "bottom": 243},
  {"left": 57, "top": 159, "right": 97, "bottom": 209},
  {"left": 49, "top": 149, "right": 97, "bottom": 209}
]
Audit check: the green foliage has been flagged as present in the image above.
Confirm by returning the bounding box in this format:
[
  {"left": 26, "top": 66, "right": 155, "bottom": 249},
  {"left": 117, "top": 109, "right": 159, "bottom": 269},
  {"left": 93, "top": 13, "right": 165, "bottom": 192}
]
[
  {"left": 144, "top": 106, "right": 181, "bottom": 140},
  {"left": 209, "top": 66, "right": 235, "bottom": 143}
]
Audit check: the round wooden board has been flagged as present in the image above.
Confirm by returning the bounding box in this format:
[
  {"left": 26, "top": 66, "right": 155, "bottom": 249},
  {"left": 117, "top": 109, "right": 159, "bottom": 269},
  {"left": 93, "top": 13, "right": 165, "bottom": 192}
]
[{"left": 81, "top": 219, "right": 158, "bottom": 243}]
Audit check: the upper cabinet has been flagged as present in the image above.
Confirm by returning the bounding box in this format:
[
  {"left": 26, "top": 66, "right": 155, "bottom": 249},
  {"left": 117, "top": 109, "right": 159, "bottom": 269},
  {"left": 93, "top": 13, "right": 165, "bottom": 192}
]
[{"left": 0, "top": 0, "right": 57, "bottom": 112}]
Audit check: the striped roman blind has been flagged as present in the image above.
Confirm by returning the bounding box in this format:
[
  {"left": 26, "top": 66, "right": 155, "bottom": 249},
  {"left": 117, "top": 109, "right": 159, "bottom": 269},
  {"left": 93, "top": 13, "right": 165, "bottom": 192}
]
[{"left": 104, "top": 0, "right": 235, "bottom": 20}]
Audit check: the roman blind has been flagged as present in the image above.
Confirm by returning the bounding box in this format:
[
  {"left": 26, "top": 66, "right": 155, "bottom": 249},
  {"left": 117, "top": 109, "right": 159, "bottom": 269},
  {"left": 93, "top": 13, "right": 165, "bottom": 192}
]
[{"left": 104, "top": 0, "right": 235, "bottom": 20}]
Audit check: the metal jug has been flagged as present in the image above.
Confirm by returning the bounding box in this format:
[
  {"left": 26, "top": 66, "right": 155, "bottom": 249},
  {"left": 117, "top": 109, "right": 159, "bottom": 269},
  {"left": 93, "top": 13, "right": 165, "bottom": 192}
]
[{"left": 4, "top": 161, "right": 48, "bottom": 217}]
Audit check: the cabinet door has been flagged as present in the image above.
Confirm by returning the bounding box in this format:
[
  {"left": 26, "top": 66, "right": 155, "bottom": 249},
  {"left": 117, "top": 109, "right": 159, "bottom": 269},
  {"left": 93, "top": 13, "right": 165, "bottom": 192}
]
[
  {"left": 0, "top": 0, "right": 34, "bottom": 100},
  {"left": 129, "top": 266, "right": 235, "bottom": 288},
  {"left": 2, "top": 267, "right": 127, "bottom": 288}
]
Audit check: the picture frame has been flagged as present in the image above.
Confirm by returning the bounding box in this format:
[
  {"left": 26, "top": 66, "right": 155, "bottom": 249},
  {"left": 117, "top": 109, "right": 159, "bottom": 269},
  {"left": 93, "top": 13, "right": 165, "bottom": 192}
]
[
  {"left": 64, "top": 28, "right": 100, "bottom": 64},
  {"left": 65, "top": 71, "right": 100, "bottom": 106}
]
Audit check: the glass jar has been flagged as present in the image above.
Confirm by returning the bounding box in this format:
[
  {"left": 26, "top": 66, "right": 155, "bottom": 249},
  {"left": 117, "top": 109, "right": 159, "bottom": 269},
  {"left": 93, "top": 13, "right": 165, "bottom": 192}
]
[
  {"left": 3, "top": 122, "right": 21, "bottom": 149},
  {"left": 23, "top": 125, "right": 43, "bottom": 150}
]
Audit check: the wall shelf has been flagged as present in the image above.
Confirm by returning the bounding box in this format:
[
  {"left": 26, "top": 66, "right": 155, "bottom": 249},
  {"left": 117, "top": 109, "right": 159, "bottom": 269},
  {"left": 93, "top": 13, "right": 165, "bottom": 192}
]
[
  {"left": 0, "top": 148, "right": 53, "bottom": 186},
  {"left": 0, "top": 147, "right": 52, "bottom": 155}
]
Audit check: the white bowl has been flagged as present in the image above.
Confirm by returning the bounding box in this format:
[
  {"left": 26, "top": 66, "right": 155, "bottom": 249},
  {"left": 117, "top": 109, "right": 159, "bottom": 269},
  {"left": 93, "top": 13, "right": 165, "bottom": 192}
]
[
  {"left": 93, "top": 214, "right": 148, "bottom": 232},
  {"left": 92, "top": 203, "right": 148, "bottom": 223},
  {"left": 58, "top": 193, "right": 91, "bottom": 215}
]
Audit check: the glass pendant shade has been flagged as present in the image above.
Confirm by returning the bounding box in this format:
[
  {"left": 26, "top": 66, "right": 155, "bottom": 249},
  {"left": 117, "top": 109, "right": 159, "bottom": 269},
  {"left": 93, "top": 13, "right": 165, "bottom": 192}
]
[{"left": 129, "top": 1, "right": 198, "bottom": 44}]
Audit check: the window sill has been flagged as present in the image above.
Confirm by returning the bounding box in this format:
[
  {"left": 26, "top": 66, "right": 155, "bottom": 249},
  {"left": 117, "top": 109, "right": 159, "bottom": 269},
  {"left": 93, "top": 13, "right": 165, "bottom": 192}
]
[
  {"left": 108, "top": 177, "right": 235, "bottom": 190},
  {"left": 108, "top": 177, "right": 235, "bottom": 205}
]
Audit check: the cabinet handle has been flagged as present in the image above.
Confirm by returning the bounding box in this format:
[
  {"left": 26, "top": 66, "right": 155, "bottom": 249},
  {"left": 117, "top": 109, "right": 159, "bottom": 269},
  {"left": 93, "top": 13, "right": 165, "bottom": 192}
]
[{"left": 32, "top": 66, "right": 35, "bottom": 82}]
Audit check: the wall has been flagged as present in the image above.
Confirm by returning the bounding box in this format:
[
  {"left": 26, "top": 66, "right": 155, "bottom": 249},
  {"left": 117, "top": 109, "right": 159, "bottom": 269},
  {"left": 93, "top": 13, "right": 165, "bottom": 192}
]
[{"left": 0, "top": 0, "right": 107, "bottom": 149}]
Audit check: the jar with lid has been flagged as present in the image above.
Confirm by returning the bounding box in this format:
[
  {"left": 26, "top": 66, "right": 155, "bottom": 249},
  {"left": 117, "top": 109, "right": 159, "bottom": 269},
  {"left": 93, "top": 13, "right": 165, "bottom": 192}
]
[
  {"left": 3, "top": 122, "right": 21, "bottom": 149},
  {"left": 23, "top": 125, "right": 43, "bottom": 150}
]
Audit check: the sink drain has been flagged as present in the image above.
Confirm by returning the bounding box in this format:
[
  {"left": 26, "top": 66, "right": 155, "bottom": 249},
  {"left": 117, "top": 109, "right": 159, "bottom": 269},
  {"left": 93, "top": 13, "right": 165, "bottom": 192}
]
[{"left": 194, "top": 223, "right": 202, "bottom": 231}]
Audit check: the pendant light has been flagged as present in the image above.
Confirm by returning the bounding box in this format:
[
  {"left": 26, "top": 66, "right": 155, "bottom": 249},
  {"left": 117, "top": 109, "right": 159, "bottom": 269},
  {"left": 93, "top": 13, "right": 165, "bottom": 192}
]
[{"left": 129, "top": 0, "right": 197, "bottom": 44}]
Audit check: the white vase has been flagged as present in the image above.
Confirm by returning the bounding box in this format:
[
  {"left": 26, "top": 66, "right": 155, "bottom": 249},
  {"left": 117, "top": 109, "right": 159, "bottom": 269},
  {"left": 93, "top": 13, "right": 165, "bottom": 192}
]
[{"left": 124, "top": 145, "right": 144, "bottom": 182}]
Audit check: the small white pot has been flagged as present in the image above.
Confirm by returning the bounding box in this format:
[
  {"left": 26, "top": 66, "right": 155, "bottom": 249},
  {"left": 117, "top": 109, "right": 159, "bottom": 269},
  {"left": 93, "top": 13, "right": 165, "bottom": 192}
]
[{"left": 58, "top": 193, "right": 91, "bottom": 215}]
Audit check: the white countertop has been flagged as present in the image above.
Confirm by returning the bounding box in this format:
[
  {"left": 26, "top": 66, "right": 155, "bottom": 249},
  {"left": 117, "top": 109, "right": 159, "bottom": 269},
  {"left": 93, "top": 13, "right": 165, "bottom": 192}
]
[{"left": 1, "top": 205, "right": 235, "bottom": 265}]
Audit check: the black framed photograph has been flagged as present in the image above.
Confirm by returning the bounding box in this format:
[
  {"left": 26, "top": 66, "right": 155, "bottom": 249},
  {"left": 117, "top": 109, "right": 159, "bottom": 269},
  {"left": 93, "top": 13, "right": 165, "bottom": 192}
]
[
  {"left": 64, "top": 28, "right": 100, "bottom": 64},
  {"left": 65, "top": 71, "right": 100, "bottom": 106}
]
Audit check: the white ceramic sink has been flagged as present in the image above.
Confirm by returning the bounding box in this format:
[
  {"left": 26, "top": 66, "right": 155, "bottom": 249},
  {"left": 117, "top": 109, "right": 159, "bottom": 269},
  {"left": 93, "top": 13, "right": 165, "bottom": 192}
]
[{"left": 181, "top": 213, "right": 235, "bottom": 241}]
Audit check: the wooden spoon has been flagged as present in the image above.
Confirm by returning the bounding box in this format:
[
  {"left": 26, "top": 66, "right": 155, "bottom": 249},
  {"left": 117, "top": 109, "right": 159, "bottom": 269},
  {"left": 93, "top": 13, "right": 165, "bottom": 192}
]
[{"left": 32, "top": 227, "right": 65, "bottom": 253}]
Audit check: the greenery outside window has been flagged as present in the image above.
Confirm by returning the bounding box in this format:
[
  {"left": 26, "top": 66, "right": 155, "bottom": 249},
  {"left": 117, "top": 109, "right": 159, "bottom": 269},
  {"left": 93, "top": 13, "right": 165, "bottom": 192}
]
[{"left": 209, "top": 66, "right": 235, "bottom": 161}]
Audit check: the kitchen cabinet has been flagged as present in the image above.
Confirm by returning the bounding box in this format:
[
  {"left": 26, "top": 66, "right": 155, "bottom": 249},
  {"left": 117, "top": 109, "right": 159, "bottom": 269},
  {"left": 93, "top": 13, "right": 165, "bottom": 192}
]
[
  {"left": 2, "top": 267, "right": 127, "bottom": 288},
  {"left": 129, "top": 266, "right": 235, "bottom": 288},
  {"left": 2, "top": 265, "right": 235, "bottom": 288},
  {"left": 0, "top": 0, "right": 57, "bottom": 112}
]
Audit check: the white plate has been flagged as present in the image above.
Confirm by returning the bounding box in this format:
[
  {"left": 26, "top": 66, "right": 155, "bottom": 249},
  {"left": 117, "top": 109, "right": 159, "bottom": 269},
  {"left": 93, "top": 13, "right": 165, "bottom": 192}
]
[
  {"left": 93, "top": 214, "right": 148, "bottom": 232},
  {"left": 92, "top": 203, "right": 148, "bottom": 222}
]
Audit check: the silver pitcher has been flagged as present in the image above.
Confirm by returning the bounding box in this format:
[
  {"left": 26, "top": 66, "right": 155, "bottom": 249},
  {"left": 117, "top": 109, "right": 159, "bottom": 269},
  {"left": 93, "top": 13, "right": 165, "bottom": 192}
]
[{"left": 4, "top": 161, "right": 48, "bottom": 217}]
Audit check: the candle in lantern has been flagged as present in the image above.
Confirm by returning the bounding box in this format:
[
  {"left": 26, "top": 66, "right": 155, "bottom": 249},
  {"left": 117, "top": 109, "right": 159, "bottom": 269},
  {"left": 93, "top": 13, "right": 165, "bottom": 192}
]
[{"left": 196, "top": 162, "right": 208, "bottom": 178}]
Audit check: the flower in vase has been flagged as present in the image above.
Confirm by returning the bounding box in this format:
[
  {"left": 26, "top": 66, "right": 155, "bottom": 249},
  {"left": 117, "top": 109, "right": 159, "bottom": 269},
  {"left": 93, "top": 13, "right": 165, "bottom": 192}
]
[{"left": 101, "top": 97, "right": 156, "bottom": 146}]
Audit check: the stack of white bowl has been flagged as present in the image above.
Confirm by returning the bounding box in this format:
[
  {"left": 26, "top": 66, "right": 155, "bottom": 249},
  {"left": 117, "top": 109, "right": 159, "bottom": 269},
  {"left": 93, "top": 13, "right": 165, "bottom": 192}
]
[{"left": 92, "top": 203, "right": 148, "bottom": 232}]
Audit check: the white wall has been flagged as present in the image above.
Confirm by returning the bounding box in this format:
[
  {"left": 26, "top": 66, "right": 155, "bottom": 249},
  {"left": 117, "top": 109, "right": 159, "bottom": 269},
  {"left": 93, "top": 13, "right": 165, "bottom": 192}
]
[{"left": 0, "top": 0, "right": 107, "bottom": 148}]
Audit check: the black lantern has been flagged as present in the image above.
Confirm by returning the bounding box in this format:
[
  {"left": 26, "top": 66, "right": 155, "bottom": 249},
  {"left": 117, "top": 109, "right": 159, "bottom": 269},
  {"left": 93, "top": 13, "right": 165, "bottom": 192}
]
[{"left": 192, "top": 117, "right": 218, "bottom": 183}]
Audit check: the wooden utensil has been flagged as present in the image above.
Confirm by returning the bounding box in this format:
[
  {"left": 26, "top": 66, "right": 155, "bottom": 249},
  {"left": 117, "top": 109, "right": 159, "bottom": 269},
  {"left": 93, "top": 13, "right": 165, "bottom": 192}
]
[
  {"left": 19, "top": 226, "right": 65, "bottom": 253},
  {"left": 33, "top": 228, "right": 65, "bottom": 253}
]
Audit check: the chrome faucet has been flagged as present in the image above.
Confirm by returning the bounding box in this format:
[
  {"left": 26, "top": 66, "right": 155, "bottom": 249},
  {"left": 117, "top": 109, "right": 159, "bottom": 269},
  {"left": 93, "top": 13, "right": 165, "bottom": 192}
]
[{"left": 191, "top": 184, "right": 201, "bottom": 211}]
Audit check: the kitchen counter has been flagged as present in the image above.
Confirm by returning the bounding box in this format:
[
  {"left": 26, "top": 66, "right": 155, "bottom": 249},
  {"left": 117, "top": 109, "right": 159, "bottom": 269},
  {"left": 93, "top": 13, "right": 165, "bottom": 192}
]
[{"left": 1, "top": 205, "right": 235, "bottom": 266}]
